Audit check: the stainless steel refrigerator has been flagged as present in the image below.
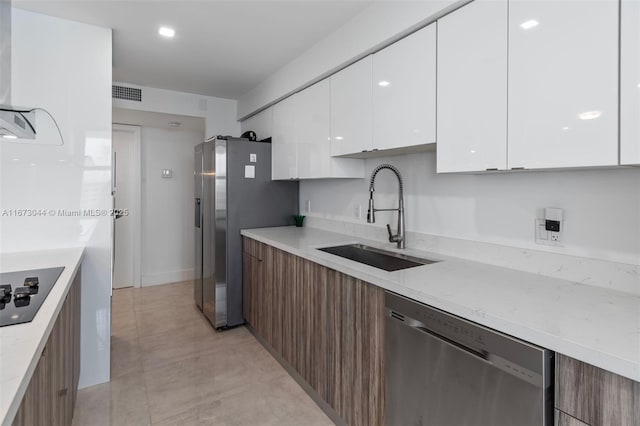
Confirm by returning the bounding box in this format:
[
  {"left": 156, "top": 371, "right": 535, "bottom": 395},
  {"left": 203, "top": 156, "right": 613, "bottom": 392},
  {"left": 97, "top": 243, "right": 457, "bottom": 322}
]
[{"left": 194, "top": 136, "right": 298, "bottom": 328}]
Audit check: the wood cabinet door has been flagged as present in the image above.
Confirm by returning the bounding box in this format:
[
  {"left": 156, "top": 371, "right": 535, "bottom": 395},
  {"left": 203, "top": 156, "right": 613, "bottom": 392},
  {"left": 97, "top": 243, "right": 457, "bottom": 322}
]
[
  {"left": 555, "top": 354, "right": 640, "bottom": 426},
  {"left": 12, "top": 346, "right": 51, "bottom": 426}
]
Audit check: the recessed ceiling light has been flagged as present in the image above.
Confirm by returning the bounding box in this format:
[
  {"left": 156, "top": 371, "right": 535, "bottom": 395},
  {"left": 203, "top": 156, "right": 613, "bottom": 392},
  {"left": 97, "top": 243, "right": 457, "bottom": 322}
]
[
  {"left": 335, "top": 136, "right": 343, "bottom": 140},
  {"left": 562, "top": 126, "right": 570, "bottom": 130},
  {"left": 2, "top": 134, "right": 18, "bottom": 139},
  {"left": 158, "top": 26, "right": 175, "bottom": 38},
  {"left": 520, "top": 20, "right": 539, "bottom": 30},
  {"left": 578, "top": 110, "right": 602, "bottom": 120},
  {"left": 378, "top": 81, "right": 390, "bottom": 87}
]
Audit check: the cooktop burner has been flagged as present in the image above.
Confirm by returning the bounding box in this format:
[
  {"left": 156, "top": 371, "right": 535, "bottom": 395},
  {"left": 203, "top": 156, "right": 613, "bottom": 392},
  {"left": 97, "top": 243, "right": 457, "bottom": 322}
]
[{"left": 0, "top": 267, "right": 65, "bottom": 327}]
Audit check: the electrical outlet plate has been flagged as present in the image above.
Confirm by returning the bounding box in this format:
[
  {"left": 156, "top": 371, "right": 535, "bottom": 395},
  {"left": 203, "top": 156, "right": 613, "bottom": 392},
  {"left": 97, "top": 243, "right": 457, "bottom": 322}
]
[{"left": 535, "top": 219, "right": 563, "bottom": 246}]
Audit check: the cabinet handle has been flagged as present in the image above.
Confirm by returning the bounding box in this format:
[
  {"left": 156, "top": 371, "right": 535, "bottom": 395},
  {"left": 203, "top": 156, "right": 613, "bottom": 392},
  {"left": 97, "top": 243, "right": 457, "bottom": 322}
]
[
  {"left": 511, "top": 167, "right": 525, "bottom": 170},
  {"left": 485, "top": 168, "right": 498, "bottom": 171}
]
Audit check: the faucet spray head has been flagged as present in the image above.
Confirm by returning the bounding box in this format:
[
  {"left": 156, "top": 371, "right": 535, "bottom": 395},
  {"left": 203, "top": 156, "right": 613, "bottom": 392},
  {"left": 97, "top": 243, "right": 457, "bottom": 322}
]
[{"left": 367, "top": 190, "right": 375, "bottom": 223}]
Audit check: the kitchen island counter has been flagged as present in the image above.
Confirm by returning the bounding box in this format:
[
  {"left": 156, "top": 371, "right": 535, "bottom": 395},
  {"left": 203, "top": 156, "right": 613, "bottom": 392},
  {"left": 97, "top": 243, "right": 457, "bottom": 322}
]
[{"left": 0, "top": 247, "right": 84, "bottom": 426}]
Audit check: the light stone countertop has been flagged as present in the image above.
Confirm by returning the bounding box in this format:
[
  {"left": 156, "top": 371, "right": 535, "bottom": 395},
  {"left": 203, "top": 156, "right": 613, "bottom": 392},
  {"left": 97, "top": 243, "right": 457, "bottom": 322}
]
[
  {"left": 0, "top": 247, "right": 84, "bottom": 426},
  {"left": 241, "top": 226, "right": 640, "bottom": 383}
]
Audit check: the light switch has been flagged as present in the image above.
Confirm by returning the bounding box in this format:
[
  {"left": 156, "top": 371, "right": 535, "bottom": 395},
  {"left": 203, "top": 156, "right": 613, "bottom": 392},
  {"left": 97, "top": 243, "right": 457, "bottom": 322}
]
[
  {"left": 249, "top": 153, "right": 257, "bottom": 163},
  {"left": 244, "top": 165, "right": 255, "bottom": 179},
  {"left": 161, "top": 169, "right": 173, "bottom": 178}
]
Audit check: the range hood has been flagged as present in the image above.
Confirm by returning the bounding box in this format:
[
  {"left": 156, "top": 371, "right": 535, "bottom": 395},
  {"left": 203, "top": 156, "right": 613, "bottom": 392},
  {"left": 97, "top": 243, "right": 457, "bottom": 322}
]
[{"left": 0, "top": 0, "right": 62, "bottom": 144}]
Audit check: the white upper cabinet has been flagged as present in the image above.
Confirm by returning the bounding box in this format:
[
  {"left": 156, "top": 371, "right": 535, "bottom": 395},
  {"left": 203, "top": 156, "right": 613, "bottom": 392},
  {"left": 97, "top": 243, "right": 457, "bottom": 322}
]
[
  {"left": 621, "top": 0, "right": 640, "bottom": 165},
  {"left": 271, "top": 81, "right": 363, "bottom": 180},
  {"left": 241, "top": 107, "right": 272, "bottom": 141},
  {"left": 296, "top": 80, "right": 332, "bottom": 179},
  {"left": 507, "top": 0, "right": 619, "bottom": 169},
  {"left": 436, "top": 0, "right": 508, "bottom": 173},
  {"left": 330, "top": 56, "right": 373, "bottom": 156},
  {"left": 372, "top": 24, "right": 437, "bottom": 151},
  {"left": 272, "top": 95, "right": 298, "bottom": 180}
]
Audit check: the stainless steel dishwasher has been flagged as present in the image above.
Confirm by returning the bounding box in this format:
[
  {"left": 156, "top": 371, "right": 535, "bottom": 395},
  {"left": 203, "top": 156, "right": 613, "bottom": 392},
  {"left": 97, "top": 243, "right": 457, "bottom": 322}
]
[{"left": 385, "top": 292, "right": 553, "bottom": 426}]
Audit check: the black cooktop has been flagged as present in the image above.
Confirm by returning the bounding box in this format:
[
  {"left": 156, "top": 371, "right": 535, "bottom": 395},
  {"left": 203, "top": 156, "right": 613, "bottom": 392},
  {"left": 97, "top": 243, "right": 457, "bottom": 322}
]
[{"left": 0, "top": 267, "right": 65, "bottom": 327}]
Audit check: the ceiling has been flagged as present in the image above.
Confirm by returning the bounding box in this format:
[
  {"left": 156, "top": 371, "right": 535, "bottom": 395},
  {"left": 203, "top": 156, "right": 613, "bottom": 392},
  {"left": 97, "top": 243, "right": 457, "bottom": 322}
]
[{"left": 14, "top": 0, "right": 372, "bottom": 100}]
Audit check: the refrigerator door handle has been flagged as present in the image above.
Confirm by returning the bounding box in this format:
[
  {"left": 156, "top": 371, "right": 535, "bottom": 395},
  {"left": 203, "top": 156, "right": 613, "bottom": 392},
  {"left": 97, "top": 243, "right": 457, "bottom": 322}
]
[{"left": 195, "top": 198, "right": 201, "bottom": 228}]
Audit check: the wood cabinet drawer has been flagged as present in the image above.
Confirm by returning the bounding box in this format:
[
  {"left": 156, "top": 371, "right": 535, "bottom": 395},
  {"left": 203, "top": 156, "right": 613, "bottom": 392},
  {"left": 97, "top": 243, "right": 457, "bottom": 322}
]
[
  {"left": 556, "top": 410, "right": 589, "bottom": 426},
  {"left": 555, "top": 354, "right": 640, "bottom": 426}
]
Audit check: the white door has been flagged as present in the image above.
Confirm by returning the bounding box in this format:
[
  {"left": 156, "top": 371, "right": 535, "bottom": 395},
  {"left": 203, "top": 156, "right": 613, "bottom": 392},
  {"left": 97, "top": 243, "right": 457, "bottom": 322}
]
[
  {"left": 372, "top": 24, "right": 437, "bottom": 151},
  {"left": 112, "top": 126, "right": 138, "bottom": 288},
  {"left": 437, "top": 0, "right": 508, "bottom": 173},
  {"left": 507, "top": 0, "right": 619, "bottom": 169}
]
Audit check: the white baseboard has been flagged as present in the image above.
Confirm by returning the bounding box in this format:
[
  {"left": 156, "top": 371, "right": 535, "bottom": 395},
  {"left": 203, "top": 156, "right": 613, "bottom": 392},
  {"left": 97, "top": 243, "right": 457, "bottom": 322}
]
[{"left": 141, "top": 268, "right": 194, "bottom": 287}]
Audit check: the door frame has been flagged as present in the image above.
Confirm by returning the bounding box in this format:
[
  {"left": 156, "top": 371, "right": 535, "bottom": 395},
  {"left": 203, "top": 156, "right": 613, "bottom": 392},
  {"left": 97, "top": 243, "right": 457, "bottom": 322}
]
[{"left": 112, "top": 124, "right": 142, "bottom": 288}]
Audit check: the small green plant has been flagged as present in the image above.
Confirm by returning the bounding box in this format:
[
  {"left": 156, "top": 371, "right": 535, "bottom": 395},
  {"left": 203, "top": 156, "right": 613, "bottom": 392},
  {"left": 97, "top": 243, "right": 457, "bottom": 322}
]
[{"left": 293, "top": 214, "right": 305, "bottom": 227}]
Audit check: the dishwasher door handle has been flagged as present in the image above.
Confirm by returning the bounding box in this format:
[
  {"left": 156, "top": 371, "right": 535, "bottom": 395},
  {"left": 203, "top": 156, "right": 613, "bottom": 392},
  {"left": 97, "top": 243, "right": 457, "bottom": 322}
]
[
  {"left": 388, "top": 310, "right": 544, "bottom": 387},
  {"left": 389, "top": 311, "right": 490, "bottom": 364}
]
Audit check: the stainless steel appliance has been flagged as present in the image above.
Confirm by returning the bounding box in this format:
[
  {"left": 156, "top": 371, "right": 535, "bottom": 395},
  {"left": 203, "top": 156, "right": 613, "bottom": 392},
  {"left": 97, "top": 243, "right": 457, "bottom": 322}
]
[
  {"left": 385, "top": 292, "right": 553, "bottom": 426},
  {"left": 194, "top": 137, "right": 298, "bottom": 328},
  {"left": 0, "top": 267, "right": 65, "bottom": 326}
]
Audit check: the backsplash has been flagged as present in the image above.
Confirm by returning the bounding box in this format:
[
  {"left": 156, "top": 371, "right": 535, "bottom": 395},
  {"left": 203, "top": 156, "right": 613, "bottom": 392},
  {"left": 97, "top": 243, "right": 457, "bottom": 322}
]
[
  {"left": 299, "top": 151, "right": 640, "bottom": 296},
  {"left": 304, "top": 216, "right": 639, "bottom": 296}
]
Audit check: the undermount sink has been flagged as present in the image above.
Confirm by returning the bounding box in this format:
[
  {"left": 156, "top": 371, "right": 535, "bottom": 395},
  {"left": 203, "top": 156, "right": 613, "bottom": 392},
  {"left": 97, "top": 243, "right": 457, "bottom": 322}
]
[{"left": 317, "top": 244, "right": 439, "bottom": 272}]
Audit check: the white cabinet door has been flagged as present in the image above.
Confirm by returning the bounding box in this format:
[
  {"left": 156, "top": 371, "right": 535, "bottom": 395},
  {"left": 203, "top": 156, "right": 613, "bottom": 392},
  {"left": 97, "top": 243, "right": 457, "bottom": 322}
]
[
  {"left": 330, "top": 56, "right": 373, "bottom": 156},
  {"left": 436, "top": 0, "right": 508, "bottom": 173},
  {"left": 241, "top": 107, "right": 272, "bottom": 141},
  {"left": 373, "top": 24, "right": 437, "bottom": 151},
  {"left": 296, "top": 80, "right": 332, "bottom": 179},
  {"left": 508, "top": 0, "right": 619, "bottom": 169},
  {"left": 621, "top": 0, "right": 640, "bottom": 165},
  {"left": 271, "top": 95, "right": 298, "bottom": 180}
]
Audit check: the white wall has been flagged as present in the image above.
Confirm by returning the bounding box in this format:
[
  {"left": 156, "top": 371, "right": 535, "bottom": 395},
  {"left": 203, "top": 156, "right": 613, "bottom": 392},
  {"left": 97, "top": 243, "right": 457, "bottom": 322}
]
[
  {"left": 112, "top": 83, "right": 240, "bottom": 139},
  {"left": 139, "top": 126, "right": 203, "bottom": 286},
  {"left": 1, "top": 9, "right": 112, "bottom": 388},
  {"left": 237, "top": 0, "right": 463, "bottom": 119},
  {"left": 300, "top": 152, "right": 640, "bottom": 266}
]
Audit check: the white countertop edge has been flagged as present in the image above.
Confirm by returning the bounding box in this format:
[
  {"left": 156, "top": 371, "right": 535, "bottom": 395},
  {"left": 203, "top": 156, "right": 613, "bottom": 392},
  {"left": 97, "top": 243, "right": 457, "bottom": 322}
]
[
  {"left": 241, "top": 227, "right": 640, "bottom": 382},
  {"left": 0, "top": 247, "right": 85, "bottom": 426}
]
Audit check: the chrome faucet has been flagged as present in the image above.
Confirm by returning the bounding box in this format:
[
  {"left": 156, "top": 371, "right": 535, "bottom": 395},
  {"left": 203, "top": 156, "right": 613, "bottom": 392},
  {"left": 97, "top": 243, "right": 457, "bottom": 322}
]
[{"left": 367, "top": 164, "right": 405, "bottom": 249}]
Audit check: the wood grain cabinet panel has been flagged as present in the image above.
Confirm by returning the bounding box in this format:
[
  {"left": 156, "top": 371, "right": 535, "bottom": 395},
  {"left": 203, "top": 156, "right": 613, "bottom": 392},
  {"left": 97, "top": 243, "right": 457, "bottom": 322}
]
[
  {"left": 556, "top": 410, "right": 590, "bottom": 426},
  {"left": 12, "top": 268, "right": 81, "bottom": 426},
  {"left": 242, "top": 238, "right": 385, "bottom": 426},
  {"left": 555, "top": 353, "right": 640, "bottom": 426}
]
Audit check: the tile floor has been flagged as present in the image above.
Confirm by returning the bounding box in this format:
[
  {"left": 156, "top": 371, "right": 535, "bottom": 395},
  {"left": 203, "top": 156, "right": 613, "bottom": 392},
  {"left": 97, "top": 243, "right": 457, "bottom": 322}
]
[{"left": 71, "top": 281, "right": 334, "bottom": 426}]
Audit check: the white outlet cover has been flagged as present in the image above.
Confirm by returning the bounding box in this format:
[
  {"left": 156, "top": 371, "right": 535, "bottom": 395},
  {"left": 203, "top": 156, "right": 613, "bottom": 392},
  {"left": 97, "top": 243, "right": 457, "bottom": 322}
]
[
  {"left": 244, "top": 165, "right": 255, "bottom": 179},
  {"left": 249, "top": 153, "right": 257, "bottom": 163}
]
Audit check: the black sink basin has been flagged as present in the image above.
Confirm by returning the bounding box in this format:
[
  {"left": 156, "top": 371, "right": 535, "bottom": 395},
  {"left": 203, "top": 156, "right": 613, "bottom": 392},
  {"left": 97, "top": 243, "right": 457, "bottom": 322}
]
[{"left": 317, "top": 244, "right": 438, "bottom": 272}]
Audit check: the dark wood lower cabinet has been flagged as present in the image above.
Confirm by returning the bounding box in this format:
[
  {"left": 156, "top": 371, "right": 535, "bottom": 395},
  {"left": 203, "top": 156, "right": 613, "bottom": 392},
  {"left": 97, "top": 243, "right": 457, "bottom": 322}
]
[
  {"left": 244, "top": 237, "right": 640, "bottom": 426},
  {"left": 555, "top": 353, "right": 640, "bottom": 426},
  {"left": 12, "top": 268, "right": 81, "bottom": 426},
  {"left": 242, "top": 237, "right": 384, "bottom": 426}
]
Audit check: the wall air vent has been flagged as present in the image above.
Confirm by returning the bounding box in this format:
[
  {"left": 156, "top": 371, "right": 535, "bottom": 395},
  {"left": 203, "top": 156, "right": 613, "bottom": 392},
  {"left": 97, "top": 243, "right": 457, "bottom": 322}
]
[{"left": 112, "top": 85, "right": 142, "bottom": 102}]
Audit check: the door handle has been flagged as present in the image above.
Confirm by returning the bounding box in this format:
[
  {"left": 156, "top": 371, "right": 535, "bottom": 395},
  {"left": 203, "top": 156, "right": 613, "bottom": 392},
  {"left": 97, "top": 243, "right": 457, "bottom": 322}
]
[{"left": 195, "top": 198, "right": 201, "bottom": 228}]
